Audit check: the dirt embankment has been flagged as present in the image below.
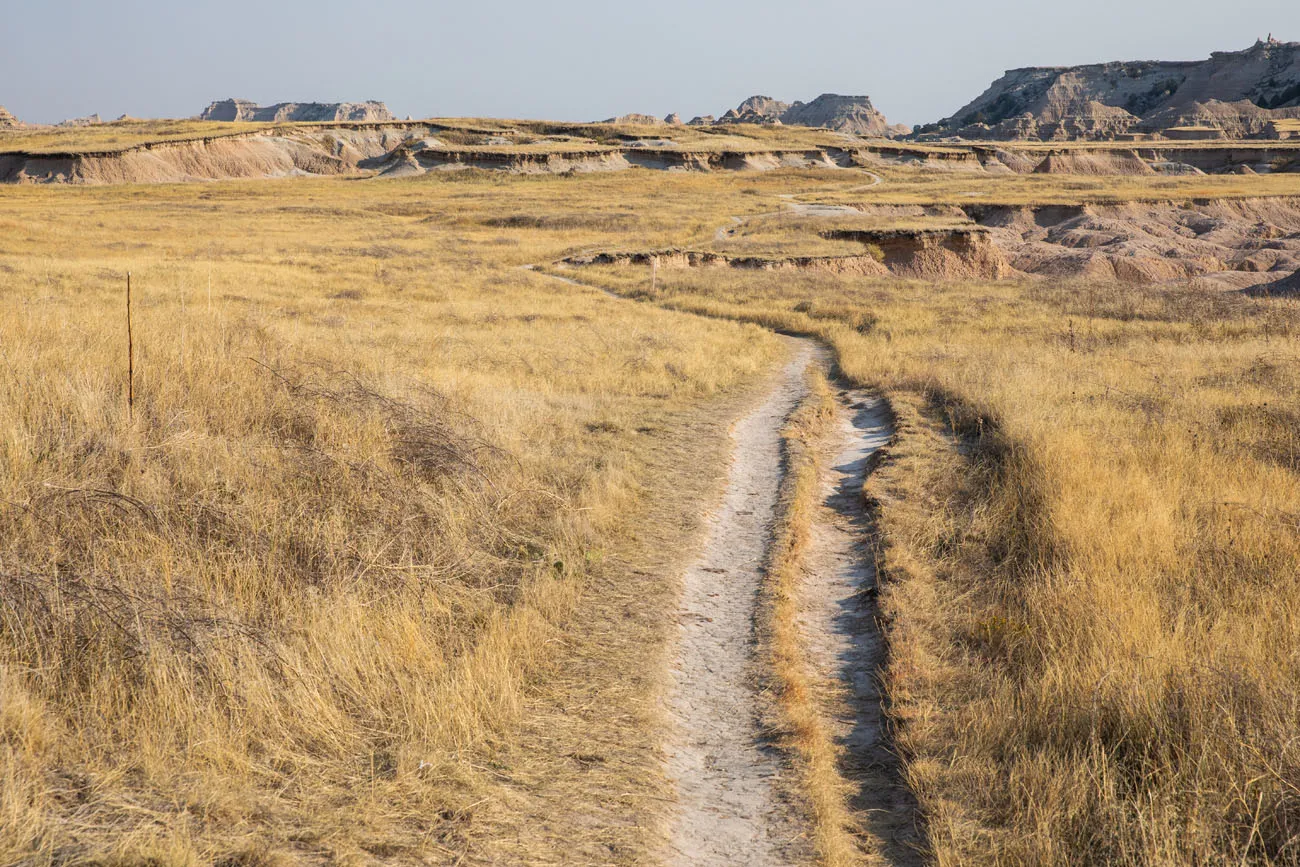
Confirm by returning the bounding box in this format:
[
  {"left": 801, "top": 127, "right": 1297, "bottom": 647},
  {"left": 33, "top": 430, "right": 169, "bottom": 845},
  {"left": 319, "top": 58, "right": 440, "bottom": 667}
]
[
  {"left": 565, "top": 228, "right": 1012, "bottom": 281},
  {"left": 385, "top": 144, "right": 856, "bottom": 176},
  {"left": 5, "top": 122, "right": 1298, "bottom": 184},
  {"left": 564, "top": 249, "right": 890, "bottom": 277},
  {"left": 572, "top": 198, "right": 1300, "bottom": 287},
  {"left": 847, "top": 198, "right": 1300, "bottom": 285},
  {"left": 854, "top": 143, "right": 1300, "bottom": 176},
  {"left": 0, "top": 125, "right": 861, "bottom": 185},
  {"left": 0, "top": 127, "right": 417, "bottom": 184}
]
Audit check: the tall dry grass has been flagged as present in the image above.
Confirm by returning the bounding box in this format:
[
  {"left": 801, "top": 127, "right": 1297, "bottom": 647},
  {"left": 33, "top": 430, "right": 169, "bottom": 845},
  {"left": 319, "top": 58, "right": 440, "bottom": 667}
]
[{"left": 0, "top": 172, "right": 784, "bottom": 864}]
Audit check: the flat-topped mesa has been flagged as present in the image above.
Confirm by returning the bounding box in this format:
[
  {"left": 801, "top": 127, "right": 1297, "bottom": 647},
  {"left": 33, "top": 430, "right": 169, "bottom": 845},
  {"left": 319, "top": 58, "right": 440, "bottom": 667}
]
[
  {"left": 198, "top": 98, "right": 394, "bottom": 123},
  {"left": 920, "top": 39, "right": 1300, "bottom": 141},
  {"left": 0, "top": 105, "right": 21, "bottom": 128},
  {"left": 721, "top": 93, "right": 910, "bottom": 137}
]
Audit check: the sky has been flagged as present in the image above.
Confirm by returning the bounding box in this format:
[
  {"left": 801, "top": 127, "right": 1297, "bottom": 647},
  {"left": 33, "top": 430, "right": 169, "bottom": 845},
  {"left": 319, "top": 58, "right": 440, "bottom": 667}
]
[{"left": 4, "top": 0, "right": 1299, "bottom": 128}]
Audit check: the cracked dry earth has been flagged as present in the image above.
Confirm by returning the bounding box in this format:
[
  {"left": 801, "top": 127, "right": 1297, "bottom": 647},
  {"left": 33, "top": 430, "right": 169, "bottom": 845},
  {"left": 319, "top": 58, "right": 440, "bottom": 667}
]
[{"left": 663, "top": 342, "right": 911, "bottom": 866}]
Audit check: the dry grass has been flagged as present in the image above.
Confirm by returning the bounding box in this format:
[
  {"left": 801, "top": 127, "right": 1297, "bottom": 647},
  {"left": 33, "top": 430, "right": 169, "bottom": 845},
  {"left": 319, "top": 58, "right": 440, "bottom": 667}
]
[
  {"left": 811, "top": 163, "right": 1300, "bottom": 206},
  {"left": 0, "top": 120, "right": 279, "bottom": 153},
  {"left": 9, "top": 155, "right": 1300, "bottom": 865},
  {"left": 0, "top": 171, "right": 784, "bottom": 864}
]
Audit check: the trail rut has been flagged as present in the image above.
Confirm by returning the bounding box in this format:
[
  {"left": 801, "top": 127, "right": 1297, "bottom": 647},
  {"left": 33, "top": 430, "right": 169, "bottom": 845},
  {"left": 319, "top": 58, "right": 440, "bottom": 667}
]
[{"left": 800, "top": 390, "right": 922, "bottom": 865}]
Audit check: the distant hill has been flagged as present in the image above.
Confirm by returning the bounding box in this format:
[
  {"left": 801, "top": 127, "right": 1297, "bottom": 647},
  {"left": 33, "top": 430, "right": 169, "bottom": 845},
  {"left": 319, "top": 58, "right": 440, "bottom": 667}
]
[
  {"left": 199, "top": 99, "right": 394, "bottom": 123},
  {"left": 919, "top": 38, "right": 1300, "bottom": 141},
  {"left": 609, "top": 94, "right": 909, "bottom": 138},
  {"left": 0, "top": 105, "right": 22, "bottom": 128}
]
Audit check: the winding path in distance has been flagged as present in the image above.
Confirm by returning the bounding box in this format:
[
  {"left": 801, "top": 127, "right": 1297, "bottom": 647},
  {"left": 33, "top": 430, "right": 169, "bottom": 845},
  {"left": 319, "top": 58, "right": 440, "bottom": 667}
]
[{"left": 714, "top": 169, "right": 883, "bottom": 242}]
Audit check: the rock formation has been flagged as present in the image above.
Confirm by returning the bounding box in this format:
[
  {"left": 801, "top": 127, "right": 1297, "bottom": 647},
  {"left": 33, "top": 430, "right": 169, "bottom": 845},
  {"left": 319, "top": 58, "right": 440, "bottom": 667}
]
[
  {"left": 920, "top": 38, "right": 1300, "bottom": 141},
  {"left": 58, "top": 114, "right": 103, "bottom": 127},
  {"left": 599, "top": 94, "right": 906, "bottom": 137},
  {"left": 735, "top": 95, "right": 790, "bottom": 119},
  {"left": 664, "top": 112, "right": 683, "bottom": 125},
  {"left": 199, "top": 99, "right": 394, "bottom": 123},
  {"left": 0, "top": 105, "right": 21, "bottom": 128},
  {"left": 717, "top": 94, "right": 908, "bottom": 137},
  {"left": 780, "top": 94, "right": 911, "bottom": 137}
]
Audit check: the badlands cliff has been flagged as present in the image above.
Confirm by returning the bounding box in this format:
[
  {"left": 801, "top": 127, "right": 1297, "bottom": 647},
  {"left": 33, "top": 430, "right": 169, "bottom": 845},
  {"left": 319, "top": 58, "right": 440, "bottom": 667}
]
[
  {"left": 921, "top": 38, "right": 1300, "bottom": 141},
  {"left": 607, "top": 94, "right": 909, "bottom": 137},
  {"left": 718, "top": 93, "right": 910, "bottom": 137}
]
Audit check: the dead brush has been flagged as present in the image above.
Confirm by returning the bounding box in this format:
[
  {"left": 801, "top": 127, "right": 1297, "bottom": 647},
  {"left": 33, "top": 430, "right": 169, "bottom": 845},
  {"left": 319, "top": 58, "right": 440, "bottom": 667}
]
[
  {"left": 0, "top": 569, "right": 278, "bottom": 684},
  {"left": 245, "top": 358, "right": 505, "bottom": 486}
]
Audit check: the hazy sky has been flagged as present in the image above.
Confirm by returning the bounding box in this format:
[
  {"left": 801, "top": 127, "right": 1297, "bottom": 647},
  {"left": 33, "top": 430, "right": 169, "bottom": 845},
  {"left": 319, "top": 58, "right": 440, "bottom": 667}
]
[{"left": 4, "top": 0, "right": 1299, "bottom": 127}]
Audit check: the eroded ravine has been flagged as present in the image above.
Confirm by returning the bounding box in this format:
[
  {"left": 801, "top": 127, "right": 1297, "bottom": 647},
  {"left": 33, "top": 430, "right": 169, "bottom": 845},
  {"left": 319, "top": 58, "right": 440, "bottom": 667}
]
[{"left": 800, "top": 390, "right": 922, "bottom": 865}]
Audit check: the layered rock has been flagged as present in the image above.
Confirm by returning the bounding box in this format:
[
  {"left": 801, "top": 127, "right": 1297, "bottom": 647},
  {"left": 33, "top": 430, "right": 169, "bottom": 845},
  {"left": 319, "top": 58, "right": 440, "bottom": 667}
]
[
  {"left": 0, "top": 105, "right": 21, "bottom": 128},
  {"left": 734, "top": 95, "right": 791, "bottom": 119},
  {"left": 921, "top": 38, "right": 1300, "bottom": 140},
  {"left": 780, "top": 94, "right": 910, "bottom": 137},
  {"left": 601, "top": 93, "right": 906, "bottom": 137},
  {"left": 199, "top": 99, "right": 394, "bottom": 123},
  {"left": 719, "top": 93, "right": 908, "bottom": 137}
]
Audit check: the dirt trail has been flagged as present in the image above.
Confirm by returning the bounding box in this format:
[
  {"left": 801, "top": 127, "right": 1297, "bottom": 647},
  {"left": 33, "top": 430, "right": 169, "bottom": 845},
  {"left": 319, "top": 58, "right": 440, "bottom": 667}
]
[
  {"left": 801, "top": 390, "right": 922, "bottom": 865},
  {"left": 524, "top": 265, "right": 915, "bottom": 865},
  {"left": 665, "top": 339, "right": 813, "bottom": 866},
  {"left": 714, "top": 170, "right": 882, "bottom": 242}
]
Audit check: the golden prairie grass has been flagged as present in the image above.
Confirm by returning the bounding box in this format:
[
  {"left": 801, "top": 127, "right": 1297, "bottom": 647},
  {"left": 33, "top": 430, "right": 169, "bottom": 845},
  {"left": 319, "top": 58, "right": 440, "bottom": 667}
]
[
  {"left": 578, "top": 249, "right": 1300, "bottom": 864},
  {"left": 8, "top": 158, "right": 1300, "bottom": 866},
  {"left": 813, "top": 163, "right": 1300, "bottom": 206},
  {"left": 0, "top": 119, "right": 278, "bottom": 153},
  {"left": 0, "top": 171, "right": 786, "bottom": 864}
]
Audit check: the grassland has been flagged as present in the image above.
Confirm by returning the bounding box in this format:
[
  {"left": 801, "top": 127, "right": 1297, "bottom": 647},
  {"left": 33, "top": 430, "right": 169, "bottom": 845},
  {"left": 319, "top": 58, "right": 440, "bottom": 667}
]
[
  {"left": 0, "top": 120, "right": 278, "bottom": 154},
  {"left": 6, "top": 156, "right": 1300, "bottom": 865},
  {"left": 815, "top": 163, "right": 1300, "bottom": 206}
]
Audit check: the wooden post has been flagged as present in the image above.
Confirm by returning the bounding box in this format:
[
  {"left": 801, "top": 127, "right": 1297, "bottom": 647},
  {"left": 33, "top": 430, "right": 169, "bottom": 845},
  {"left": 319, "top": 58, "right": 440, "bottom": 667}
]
[
  {"left": 651, "top": 256, "right": 658, "bottom": 294},
  {"left": 127, "top": 272, "right": 134, "bottom": 422}
]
